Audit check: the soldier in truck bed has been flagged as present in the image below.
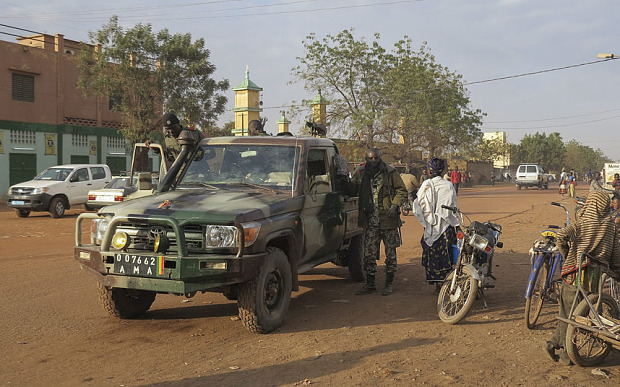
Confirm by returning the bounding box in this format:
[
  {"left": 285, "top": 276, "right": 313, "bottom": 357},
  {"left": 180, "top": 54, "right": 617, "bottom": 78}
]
[
  {"left": 350, "top": 148, "right": 408, "bottom": 296},
  {"left": 147, "top": 112, "right": 204, "bottom": 167}
]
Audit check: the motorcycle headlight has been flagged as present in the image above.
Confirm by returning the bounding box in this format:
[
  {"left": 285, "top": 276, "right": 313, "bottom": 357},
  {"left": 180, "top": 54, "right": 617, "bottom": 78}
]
[
  {"left": 91, "top": 218, "right": 110, "bottom": 245},
  {"left": 32, "top": 187, "right": 49, "bottom": 194},
  {"left": 469, "top": 234, "right": 489, "bottom": 251}
]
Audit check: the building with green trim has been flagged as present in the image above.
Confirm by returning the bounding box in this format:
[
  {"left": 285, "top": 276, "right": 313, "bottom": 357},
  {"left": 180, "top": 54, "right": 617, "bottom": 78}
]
[{"left": 0, "top": 33, "right": 131, "bottom": 198}]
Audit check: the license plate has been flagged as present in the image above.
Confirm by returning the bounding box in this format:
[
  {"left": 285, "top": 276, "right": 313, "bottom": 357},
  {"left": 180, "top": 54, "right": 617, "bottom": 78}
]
[
  {"left": 11, "top": 200, "right": 25, "bottom": 206},
  {"left": 113, "top": 253, "right": 165, "bottom": 277},
  {"left": 97, "top": 195, "right": 116, "bottom": 202}
]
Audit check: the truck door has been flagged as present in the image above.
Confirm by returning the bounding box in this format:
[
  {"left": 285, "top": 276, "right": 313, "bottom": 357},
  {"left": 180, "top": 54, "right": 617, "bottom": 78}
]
[
  {"left": 300, "top": 148, "right": 346, "bottom": 263},
  {"left": 68, "top": 167, "right": 92, "bottom": 205}
]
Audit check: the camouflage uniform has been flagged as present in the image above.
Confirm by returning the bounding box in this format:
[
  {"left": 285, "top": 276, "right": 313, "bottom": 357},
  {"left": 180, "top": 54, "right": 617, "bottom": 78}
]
[
  {"left": 363, "top": 179, "right": 401, "bottom": 276},
  {"left": 351, "top": 158, "right": 407, "bottom": 295}
]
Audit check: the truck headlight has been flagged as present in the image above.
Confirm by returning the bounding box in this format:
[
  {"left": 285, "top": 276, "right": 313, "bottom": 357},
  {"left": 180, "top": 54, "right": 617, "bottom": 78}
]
[
  {"left": 204, "top": 222, "right": 261, "bottom": 248},
  {"left": 91, "top": 218, "right": 110, "bottom": 245},
  {"left": 32, "top": 187, "right": 49, "bottom": 194},
  {"left": 205, "top": 225, "right": 238, "bottom": 248}
]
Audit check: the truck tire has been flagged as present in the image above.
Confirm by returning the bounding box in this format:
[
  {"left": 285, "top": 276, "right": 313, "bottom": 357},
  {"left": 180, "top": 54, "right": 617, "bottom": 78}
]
[
  {"left": 346, "top": 235, "right": 365, "bottom": 282},
  {"left": 98, "top": 283, "right": 156, "bottom": 319},
  {"left": 16, "top": 209, "right": 30, "bottom": 218},
  {"left": 517, "top": 184, "right": 522, "bottom": 190},
  {"left": 238, "top": 247, "right": 292, "bottom": 333},
  {"left": 49, "top": 197, "right": 66, "bottom": 218}
]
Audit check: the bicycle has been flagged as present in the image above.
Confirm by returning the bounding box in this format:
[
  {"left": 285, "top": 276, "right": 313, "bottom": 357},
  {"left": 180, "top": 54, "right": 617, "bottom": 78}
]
[
  {"left": 523, "top": 202, "right": 569, "bottom": 329},
  {"left": 559, "top": 253, "right": 620, "bottom": 367}
]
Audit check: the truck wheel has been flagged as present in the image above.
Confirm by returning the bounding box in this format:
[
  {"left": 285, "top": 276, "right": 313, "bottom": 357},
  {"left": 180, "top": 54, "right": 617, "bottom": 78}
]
[
  {"left": 98, "top": 283, "right": 156, "bottom": 319},
  {"left": 49, "top": 197, "right": 66, "bottom": 218},
  {"left": 16, "top": 209, "right": 30, "bottom": 218},
  {"left": 517, "top": 184, "right": 521, "bottom": 190},
  {"left": 237, "top": 247, "right": 292, "bottom": 333},
  {"left": 346, "top": 235, "right": 365, "bottom": 282}
]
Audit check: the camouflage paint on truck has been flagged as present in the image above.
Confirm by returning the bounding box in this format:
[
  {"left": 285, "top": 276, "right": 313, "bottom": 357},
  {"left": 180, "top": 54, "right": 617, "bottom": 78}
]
[{"left": 75, "top": 133, "right": 364, "bottom": 333}]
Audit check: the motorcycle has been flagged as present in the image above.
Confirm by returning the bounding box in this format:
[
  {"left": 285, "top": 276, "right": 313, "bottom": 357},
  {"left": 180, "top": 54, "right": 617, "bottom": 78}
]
[
  {"left": 401, "top": 193, "right": 414, "bottom": 216},
  {"left": 437, "top": 205, "right": 503, "bottom": 324}
]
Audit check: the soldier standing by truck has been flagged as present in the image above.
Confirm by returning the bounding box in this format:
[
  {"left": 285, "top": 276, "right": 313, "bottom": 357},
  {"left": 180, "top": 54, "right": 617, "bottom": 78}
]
[{"left": 351, "top": 148, "right": 408, "bottom": 296}]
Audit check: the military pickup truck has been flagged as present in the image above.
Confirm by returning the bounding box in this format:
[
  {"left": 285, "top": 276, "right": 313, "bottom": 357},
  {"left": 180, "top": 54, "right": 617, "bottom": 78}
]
[{"left": 74, "top": 132, "right": 364, "bottom": 333}]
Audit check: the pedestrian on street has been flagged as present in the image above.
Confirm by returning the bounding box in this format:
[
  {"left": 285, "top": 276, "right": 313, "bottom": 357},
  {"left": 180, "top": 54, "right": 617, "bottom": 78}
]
[
  {"left": 419, "top": 168, "right": 429, "bottom": 184},
  {"left": 413, "top": 157, "right": 460, "bottom": 293},
  {"left": 567, "top": 172, "right": 576, "bottom": 198},
  {"left": 451, "top": 165, "right": 462, "bottom": 194},
  {"left": 351, "top": 148, "right": 408, "bottom": 296},
  {"left": 544, "top": 191, "right": 620, "bottom": 366}
]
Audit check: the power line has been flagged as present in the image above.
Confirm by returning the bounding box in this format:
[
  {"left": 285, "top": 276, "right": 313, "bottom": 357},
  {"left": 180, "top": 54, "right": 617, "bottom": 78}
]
[
  {"left": 486, "top": 114, "right": 620, "bottom": 130},
  {"left": 485, "top": 108, "right": 620, "bottom": 124},
  {"left": 464, "top": 58, "right": 617, "bottom": 86}
]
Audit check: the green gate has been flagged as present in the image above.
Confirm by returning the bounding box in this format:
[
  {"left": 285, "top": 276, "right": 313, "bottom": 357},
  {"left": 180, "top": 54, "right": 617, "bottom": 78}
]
[
  {"left": 71, "top": 155, "right": 90, "bottom": 164},
  {"left": 106, "top": 156, "right": 127, "bottom": 176},
  {"left": 9, "top": 153, "right": 37, "bottom": 185}
]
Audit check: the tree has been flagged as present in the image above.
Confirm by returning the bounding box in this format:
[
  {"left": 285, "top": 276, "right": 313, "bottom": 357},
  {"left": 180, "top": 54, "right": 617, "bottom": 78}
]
[
  {"left": 382, "top": 39, "right": 484, "bottom": 160},
  {"left": 290, "top": 29, "right": 389, "bottom": 148},
  {"left": 468, "top": 137, "right": 512, "bottom": 162},
  {"left": 77, "top": 16, "right": 229, "bottom": 143},
  {"left": 290, "top": 30, "right": 484, "bottom": 162},
  {"left": 563, "top": 140, "right": 611, "bottom": 174},
  {"left": 514, "top": 132, "right": 566, "bottom": 171}
]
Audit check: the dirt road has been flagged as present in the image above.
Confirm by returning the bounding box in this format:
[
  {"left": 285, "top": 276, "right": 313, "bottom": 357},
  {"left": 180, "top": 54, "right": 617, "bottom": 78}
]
[{"left": 1, "top": 183, "right": 618, "bottom": 386}]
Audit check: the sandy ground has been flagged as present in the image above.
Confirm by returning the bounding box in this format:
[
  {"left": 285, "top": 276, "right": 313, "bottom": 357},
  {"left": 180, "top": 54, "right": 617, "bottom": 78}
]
[{"left": 1, "top": 183, "right": 619, "bottom": 386}]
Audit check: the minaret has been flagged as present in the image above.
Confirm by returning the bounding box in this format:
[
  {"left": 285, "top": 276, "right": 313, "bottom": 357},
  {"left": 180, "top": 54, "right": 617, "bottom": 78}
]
[
  {"left": 277, "top": 111, "right": 291, "bottom": 135},
  {"left": 232, "top": 66, "right": 263, "bottom": 136},
  {"left": 310, "top": 89, "right": 329, "bottom": 138}
]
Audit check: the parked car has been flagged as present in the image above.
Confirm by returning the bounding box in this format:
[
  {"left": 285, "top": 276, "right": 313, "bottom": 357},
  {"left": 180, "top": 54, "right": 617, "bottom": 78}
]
[
  {"left": 7, "top": 164, "right": 112, "bottom": 218},
  {"left": 515, "top": 164, "right": 550, "bottom": 190}
]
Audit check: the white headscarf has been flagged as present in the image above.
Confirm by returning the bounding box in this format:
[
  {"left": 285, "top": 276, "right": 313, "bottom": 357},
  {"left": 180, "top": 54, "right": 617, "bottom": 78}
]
[{"left": 413, "top": 176, "right": 459, "bottom": 245}]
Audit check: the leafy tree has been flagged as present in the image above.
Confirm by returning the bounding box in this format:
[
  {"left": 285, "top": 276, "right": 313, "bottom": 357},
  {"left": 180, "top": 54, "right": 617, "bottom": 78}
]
[
  {"left": 290, "top": 29, "right": 484, "bottom": 162},
  {"left": 77, "top": 16, "right": 229, "bottom": 143},
  {"left": 514, "top": 132, "right": 566, "bottom": 171},
  {"left": 382, "top": 39, "right": 484, "bottom": 160},
  {"left": 202, "top": 121, "right": 235, "bottom": 138},
  {"left": 290, "top": 29, "right": 389, "bottom": 148},
  {"left": 468, "top": 136, "right": 512, "bottom": 162},
  {"left": 563, "top": 140, "right": 611, "bottom": 174}
]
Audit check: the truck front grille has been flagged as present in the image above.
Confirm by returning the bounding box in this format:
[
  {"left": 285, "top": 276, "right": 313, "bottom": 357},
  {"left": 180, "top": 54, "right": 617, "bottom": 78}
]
[{"left": 114, "top": 222, "right": 204, "bottom": 252}]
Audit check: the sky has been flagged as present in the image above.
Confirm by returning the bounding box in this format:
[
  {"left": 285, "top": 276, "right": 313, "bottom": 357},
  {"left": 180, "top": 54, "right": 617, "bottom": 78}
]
[{"left": 2, "top": 0, "right": 620, "bottom": 160}]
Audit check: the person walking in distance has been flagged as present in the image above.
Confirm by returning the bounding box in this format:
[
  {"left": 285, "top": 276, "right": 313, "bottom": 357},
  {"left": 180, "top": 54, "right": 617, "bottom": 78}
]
[
  {"left": 451, "top": 165, "right": 462, "bottom": 194},
  {"left": 414, "top": 157, "right": 460, "bottom": 293},
  {"left": 351, "top": 148, "right": 408, "bottom": 296}
]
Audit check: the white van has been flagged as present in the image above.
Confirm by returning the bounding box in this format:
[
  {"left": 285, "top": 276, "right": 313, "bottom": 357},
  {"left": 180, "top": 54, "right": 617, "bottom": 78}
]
[
  {"left": 515, "top": 164, "right": 549, "bottom": 190},
  {"left": 7, "top": 164, "right": 112, "bottom": 218}
]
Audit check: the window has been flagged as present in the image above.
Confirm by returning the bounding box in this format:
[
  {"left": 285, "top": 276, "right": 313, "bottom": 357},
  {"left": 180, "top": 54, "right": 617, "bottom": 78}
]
[
  {"left": 90, "top": 167, "right": 107, "bottom": 180},
  {"left": 74, "top": 168, "right": 89, "bottom": 182},
  {"left": 12, "top": 73, "right": 35, "bottom": 102},
  {"left": 526, "top": 166, "right": 536, "bottom": 173}
]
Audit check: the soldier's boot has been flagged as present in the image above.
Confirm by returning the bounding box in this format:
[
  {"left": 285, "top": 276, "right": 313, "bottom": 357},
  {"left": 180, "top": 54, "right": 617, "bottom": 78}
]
[
  {"left": 355, "top": 274, "right": 377, "bottom": 295},
  {"left": 382, "top": 272, "right": 394, "bottom": 296}
]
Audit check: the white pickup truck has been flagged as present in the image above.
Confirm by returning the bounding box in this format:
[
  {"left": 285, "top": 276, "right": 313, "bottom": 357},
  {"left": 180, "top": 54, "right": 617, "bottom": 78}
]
[
  {"left": 7, "top": 164, "right": 112, "bottom": 218},
  {"left": 515, "top": 164, "right": 549, "bottom": 190}
]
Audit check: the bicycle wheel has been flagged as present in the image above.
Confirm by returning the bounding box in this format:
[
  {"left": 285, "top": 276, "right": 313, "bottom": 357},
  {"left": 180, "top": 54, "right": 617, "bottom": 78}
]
[
  {"left": 524, "top": 259, "right": 549, "bottom": 329},
  {"left": 565, "top": 293, "right": 619, "bottom": 367},
  {"left": 437, "top": 266, "right": 478, "bottom": 324}
]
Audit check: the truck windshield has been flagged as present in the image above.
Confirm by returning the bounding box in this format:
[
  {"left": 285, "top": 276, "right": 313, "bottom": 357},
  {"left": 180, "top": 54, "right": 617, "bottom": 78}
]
[
  {"left": 179, "top": 144, "right": 297, "bottom": 189},
  {"left": 35, "top": 167, "right": 73, "bottom": 181}
]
